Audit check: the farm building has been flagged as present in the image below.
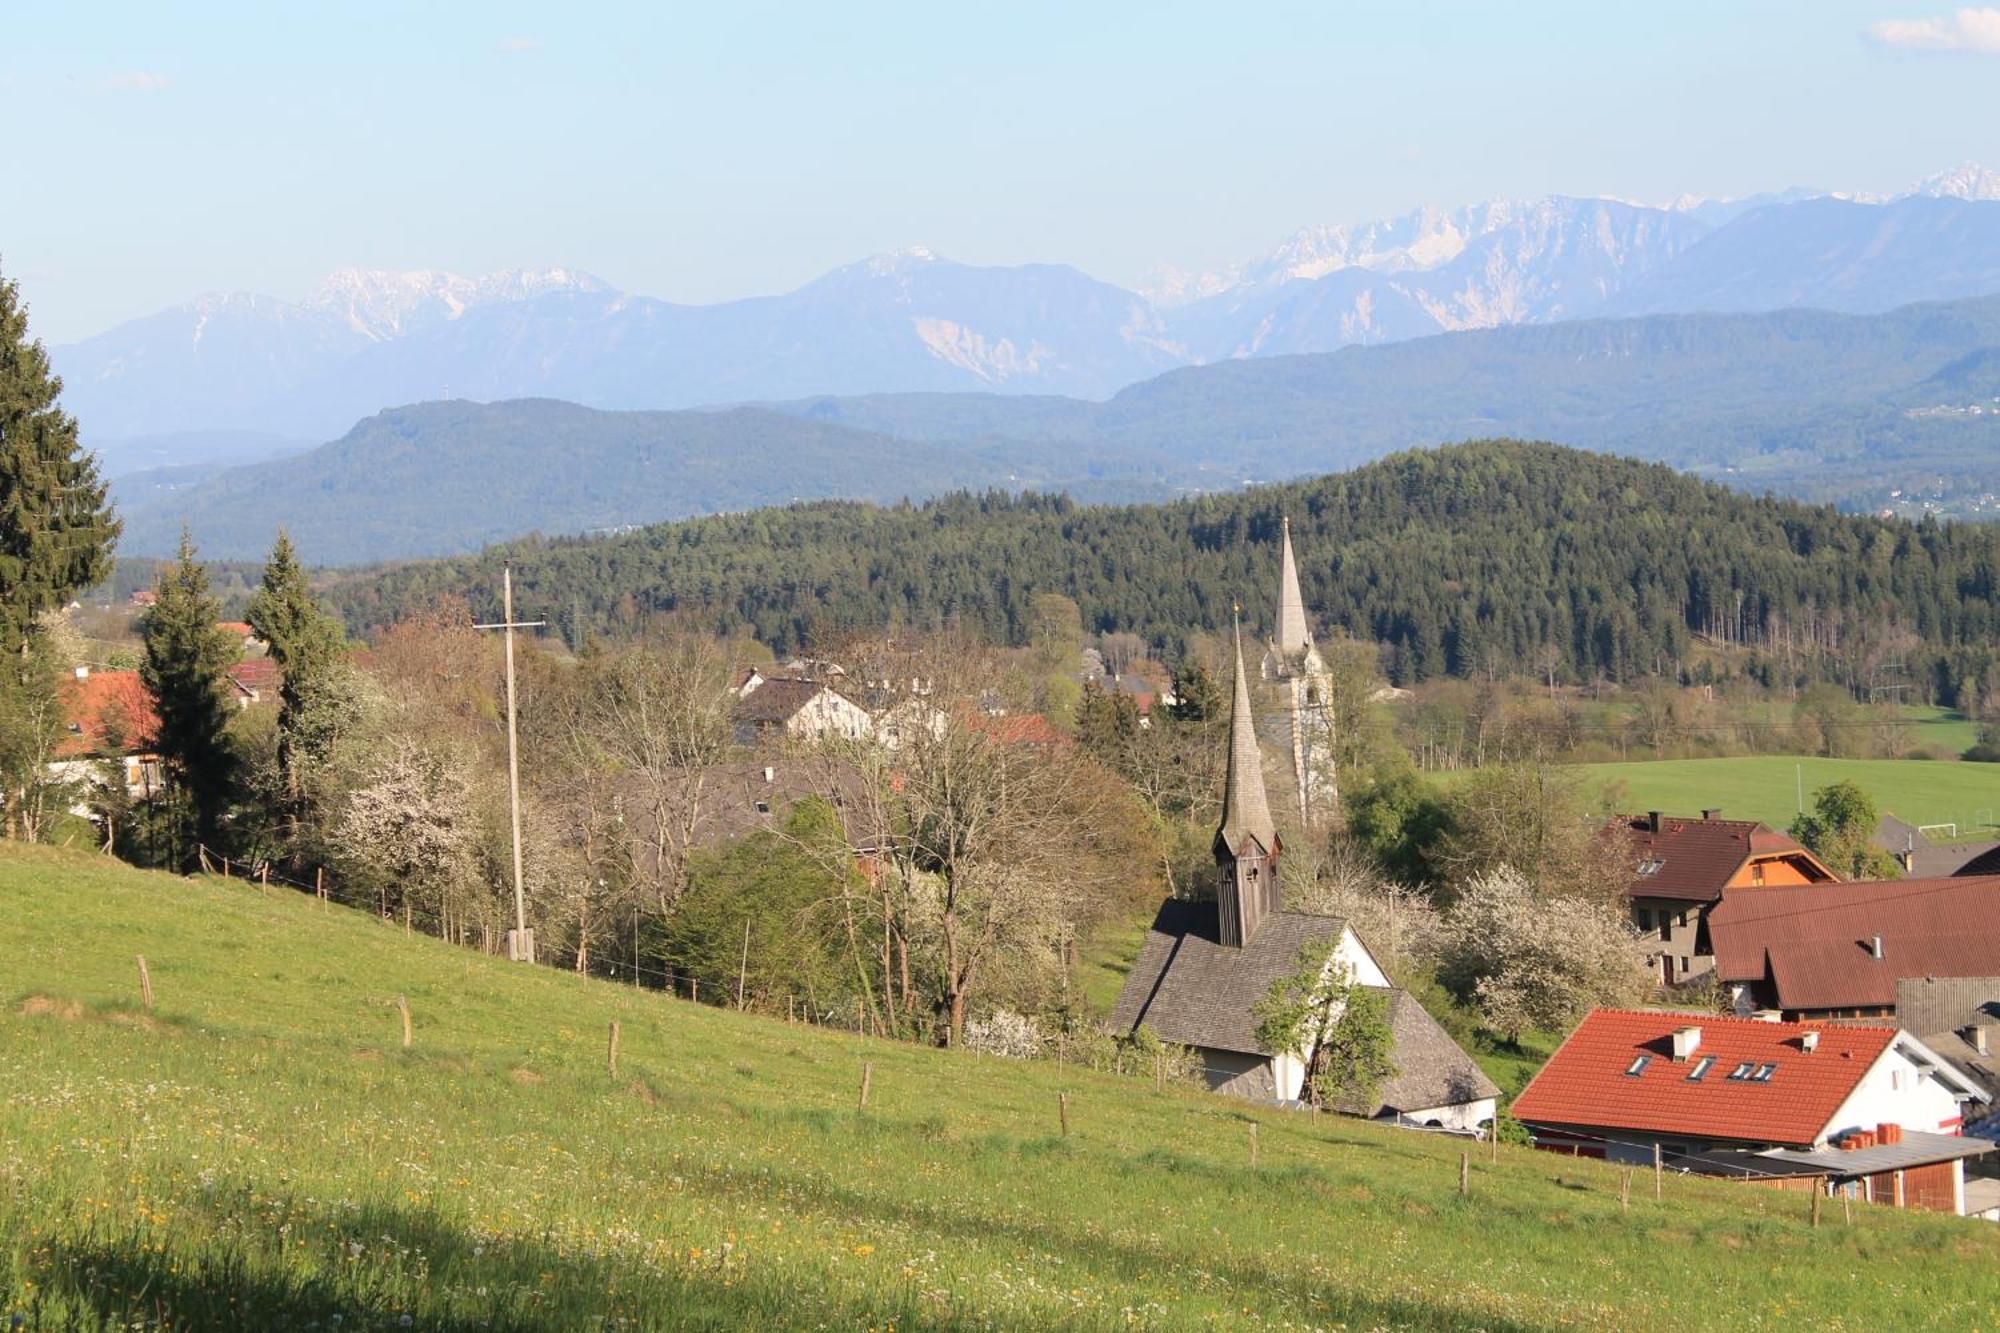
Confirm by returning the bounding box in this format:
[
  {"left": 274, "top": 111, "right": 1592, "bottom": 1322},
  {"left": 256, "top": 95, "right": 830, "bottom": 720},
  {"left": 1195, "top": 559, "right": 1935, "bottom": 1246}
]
[{"left": 1513, "top": 1009, "right": 1991, "bottom": 1214}]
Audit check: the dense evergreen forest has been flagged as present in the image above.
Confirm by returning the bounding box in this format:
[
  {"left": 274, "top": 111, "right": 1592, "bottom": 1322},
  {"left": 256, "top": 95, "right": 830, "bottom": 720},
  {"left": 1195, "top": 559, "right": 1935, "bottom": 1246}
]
[{"left": 325, "top": 441, "right": 2000, "bottom": 694}]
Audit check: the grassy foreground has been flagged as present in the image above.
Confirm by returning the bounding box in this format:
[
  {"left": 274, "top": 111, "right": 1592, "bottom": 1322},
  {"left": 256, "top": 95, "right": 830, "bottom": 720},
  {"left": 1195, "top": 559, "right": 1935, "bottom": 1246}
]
[
  {"left": 4, "top": 847, "right": 1998, "bottom": 1330},
  {"left": 1578, "top": 755, "right": 2000, "bottom": 840}
]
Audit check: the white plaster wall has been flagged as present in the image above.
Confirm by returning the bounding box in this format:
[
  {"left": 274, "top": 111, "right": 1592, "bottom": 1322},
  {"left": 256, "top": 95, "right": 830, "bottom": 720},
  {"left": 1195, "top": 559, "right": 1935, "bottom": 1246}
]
[
  {"left": 1392, "top": 1097, "right": 1497, "bottom": 1133},
  {"left": 1822, "top": 1040, "right": 1975, "bottom": 1143}
]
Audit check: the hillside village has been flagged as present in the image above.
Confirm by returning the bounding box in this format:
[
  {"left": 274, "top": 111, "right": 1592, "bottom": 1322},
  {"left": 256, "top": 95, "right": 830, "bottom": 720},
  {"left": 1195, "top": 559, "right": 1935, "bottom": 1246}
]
[{"left": 22, "top": 508, "right": 2000, "bottom": 1228}]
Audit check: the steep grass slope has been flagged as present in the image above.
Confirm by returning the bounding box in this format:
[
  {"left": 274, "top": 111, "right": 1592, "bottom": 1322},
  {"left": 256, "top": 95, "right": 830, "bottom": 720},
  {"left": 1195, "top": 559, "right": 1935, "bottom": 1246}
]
[{"left": 3, "top": 846, "right": 1996, "bottom": 1329}]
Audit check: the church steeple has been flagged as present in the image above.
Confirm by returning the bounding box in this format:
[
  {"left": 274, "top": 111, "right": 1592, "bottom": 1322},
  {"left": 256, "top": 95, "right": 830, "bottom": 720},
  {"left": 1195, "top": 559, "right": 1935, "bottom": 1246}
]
[
  {"left": 1275, "top": 515, "right": 1314, "bottom": 661},
  {"left": 1215, "top": 610, "right": 1280, "bottom": 947}
]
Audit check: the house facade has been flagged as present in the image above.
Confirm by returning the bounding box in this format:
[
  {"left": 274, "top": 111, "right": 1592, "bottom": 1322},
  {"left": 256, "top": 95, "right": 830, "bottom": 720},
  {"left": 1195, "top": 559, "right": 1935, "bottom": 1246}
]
[
  {"left": 1606, "top": 810, "right": 1836, "bottom": 987},
  {"left": 1110, "top": 622, "right": 1498, "bottom": 1130},
  {"left": 1513, "top": 1009, "right": 1991, "bottom": 1214},
  {"left": 731, "top": 677, "right": 875, "bottom": 746},
  {"left": 50, "top": 667, "right": 162, "bottom": 802}
]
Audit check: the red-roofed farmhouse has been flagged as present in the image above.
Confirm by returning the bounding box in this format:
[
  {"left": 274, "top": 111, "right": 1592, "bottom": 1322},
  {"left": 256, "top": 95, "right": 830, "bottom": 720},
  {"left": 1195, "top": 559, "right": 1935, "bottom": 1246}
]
[{"left": 1513, "top": 1009, "right": 1990, "bottom": 1212}]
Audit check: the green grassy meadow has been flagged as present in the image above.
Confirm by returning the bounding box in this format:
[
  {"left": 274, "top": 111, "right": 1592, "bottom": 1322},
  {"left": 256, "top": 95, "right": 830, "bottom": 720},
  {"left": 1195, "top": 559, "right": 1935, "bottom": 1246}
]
[
  {"left": 1577, "top": 756, "right": 2000, "bottom": 841},
  {"left": 5, "top": 846, "right": 1999, "bottom": 1330}
]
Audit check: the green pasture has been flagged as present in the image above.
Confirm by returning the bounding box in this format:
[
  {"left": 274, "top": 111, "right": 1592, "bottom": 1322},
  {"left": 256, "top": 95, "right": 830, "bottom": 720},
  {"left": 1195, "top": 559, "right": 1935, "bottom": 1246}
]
[
  {"left": 3, "top": 846, "right": 1996, "bottom": 1329},
  {"left": 1577, "top": 756, "right": 2000, "bottom": 840}
]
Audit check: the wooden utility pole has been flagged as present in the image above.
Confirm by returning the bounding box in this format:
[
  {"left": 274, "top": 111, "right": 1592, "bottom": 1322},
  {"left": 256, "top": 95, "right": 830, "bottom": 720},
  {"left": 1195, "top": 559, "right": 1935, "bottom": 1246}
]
[{"left": 475, "top": 563, "right": 545, "bottom": 963}]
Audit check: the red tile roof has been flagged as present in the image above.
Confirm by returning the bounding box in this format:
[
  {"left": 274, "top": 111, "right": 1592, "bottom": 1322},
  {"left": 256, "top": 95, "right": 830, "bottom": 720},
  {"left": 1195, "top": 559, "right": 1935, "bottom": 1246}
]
[
  {"left": 217, "top": 621, "right": 254, "bottom": 637},
  {"left": 57, "top": 671, "right": 160, "bottom": 758},
  {"left": 227, "top": 658, "right": 281, "bottom": 695},
  {"left": 1608, "top": 813, "right": 1825, "bottom": 902},
  {"left": 1511, "top": 1009, "right": 1896, "bottom": 1147},
  {"left": 1709, "top": 876, "right": 2000, "bottom": 1010}
]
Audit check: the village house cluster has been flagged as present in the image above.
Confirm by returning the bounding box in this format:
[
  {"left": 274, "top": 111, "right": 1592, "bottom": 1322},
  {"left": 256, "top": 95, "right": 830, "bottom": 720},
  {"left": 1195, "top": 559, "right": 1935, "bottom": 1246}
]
[{"left": 66, "top": 526, "right": 2000, "bottom": 1222}]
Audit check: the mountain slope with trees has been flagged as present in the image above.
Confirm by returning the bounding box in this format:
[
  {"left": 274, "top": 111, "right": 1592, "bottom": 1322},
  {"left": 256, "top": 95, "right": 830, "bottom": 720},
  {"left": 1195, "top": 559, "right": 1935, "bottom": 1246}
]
[{"left": 328, "top": 440, "right": 2000, "bottom": 694}]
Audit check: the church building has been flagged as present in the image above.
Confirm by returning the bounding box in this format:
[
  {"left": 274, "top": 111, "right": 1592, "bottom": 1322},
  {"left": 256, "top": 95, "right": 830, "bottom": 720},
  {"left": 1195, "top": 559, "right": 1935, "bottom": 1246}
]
[
  {"left": 1110, "top": 617, "right": 1499, "bottom": 1130},
  {"left": 1262, "top": 516, "right": 1333, "bottom": 827}
]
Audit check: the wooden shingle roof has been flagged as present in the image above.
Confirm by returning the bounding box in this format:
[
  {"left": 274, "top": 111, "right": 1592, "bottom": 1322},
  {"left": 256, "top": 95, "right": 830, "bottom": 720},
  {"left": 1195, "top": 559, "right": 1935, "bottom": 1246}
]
[{"left": 1109, "top": 900, "right": 1345, "bottom": 1055}]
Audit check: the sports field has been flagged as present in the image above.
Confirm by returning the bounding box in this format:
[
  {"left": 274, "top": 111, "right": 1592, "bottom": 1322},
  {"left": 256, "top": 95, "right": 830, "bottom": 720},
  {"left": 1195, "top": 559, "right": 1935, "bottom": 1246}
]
[{"left": 1578, "top": 756, "right": 1999, "bottom": 840}]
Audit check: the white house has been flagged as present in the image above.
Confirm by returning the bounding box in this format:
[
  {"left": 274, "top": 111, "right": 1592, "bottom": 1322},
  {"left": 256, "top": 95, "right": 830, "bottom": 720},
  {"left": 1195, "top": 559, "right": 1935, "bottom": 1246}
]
[
  {"left": 731, "top": 677, "right": 874, "bottom": 746},
  {"left": 1513, "top": 1009, "right": 1993, "bottom": 1214}
]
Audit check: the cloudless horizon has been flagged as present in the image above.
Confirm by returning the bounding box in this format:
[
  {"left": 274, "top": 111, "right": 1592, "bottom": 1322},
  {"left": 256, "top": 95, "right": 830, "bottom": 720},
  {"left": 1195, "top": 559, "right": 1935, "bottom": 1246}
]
[{"left": 5, "top": 1, "right": 1999, "bottom": 342}]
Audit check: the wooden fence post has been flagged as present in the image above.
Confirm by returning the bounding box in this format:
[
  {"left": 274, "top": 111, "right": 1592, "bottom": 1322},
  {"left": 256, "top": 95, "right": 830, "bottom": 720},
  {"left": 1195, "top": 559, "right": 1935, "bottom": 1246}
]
[
  {"left": 608, "top": 1020, "right": 621, "bottom": 1077},
  {"left": 259, "top": 863, "right": 270, "bottom": 895},
  {"left": 1491, "top": 1125, "right": 1499, "bottom": 1164},
  {"left": 858, "top": 1061, "right": 873, "bottom": 1110},
  {"left": 691, "top": 977, "right": 699, "bottom": 1004},
  {"left": 1248, "top": 1121, "right": 1259, "bottom": 1168},
  {"left": 1459, "top": 1151, "right": 1470, "bottom": 1198},
  {"left": 316, "top": 867, "right": 326, "bottom": 911},
  {"left": 1810, "top": 1188, "right": 1823, "bottom": 1229},
  {"left": 1653, "top": 1142, "right": 1663, "bottom": 1200},
  {"left": 1621, "top": 1169, "right": 1631, "bottom": 1213},
  {"left": 1059, "top": 1092, "right": 1071, "bottom": 1138},
  {"left": 221, "top": 856, "right": 231, "bottom": 879},
  {"left": 736, "top": 920, "right": 750, "bottom": 1010},
  {"left": 396, "top": 995, "right": 412, "bottom": 1049},
  {"left": 1843, "top": 1191, "right": 1852, "bottom": 1225},
  {"left": 135, "top": 954, "right": 153, "bottom": 1011},
  {"left": 1154, "top": 1049, "right": 1164, "bottom": 1093}
]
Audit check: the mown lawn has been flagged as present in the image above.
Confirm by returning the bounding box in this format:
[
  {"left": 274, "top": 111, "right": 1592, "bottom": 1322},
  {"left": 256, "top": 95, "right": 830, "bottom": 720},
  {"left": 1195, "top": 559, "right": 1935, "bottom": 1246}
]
[
  {"left": 1577, "top": 756, "right": 2000, "bottom": 840},
  {"left": 3, "top": 845, "right": 1997, "bottom": 1330}
]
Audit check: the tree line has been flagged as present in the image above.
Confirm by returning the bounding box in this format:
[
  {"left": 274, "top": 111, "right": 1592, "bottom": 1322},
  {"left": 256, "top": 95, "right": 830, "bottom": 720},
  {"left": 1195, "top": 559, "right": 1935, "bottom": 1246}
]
[{"left": 326, "top": 440, "right": 2000, "bottom": 701}]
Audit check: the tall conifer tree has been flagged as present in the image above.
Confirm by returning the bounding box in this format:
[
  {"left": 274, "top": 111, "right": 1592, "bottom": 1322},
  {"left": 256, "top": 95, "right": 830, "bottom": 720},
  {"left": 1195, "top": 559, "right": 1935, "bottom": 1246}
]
[
  {"left": 142, "top": 531, "right": 237, "bottom": 863},
  {"left": 246, "top": 530, "right": 344, "bottom": 832},
  {"left": 0, "top": 267, "right": 118, "bottom": 652}
]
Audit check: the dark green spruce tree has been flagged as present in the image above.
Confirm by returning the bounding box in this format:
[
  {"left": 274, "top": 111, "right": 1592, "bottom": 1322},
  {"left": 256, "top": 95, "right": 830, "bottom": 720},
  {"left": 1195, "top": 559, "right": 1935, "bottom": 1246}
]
[
  {"left": 0, "top": 265, "right": 118, "bottom": 653},
  {"left": 246, "top": 530, "right": 344, "bottom": 842},
  {"left": 142, "top": 531, "right": 238, "bottom": 866}
]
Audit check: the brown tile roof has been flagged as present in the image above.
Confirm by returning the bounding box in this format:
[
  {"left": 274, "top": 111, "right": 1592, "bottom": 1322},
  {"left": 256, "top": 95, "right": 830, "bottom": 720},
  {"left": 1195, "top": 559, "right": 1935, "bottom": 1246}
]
[
  {"left": 1709, "top": 876, "right": 2000, "bottom": 1010},
  {"left": 57, "top": 671, "right": 160, "bottom": 758},
  {"left": 1511, "top": 1009, "right": 1898, "bottom": 1147},
  {"left": 1109, "top": 900, "right": 1348, "bottom": 1055},
  {"left": 227, "top": 658, "right": 280, "bottom": 696},
  {"left": 732, "top": 677, "right": 826, "bottom": 725},
  {"left": 1608, "top": 813, "right": 1821, "bottom": 903}
]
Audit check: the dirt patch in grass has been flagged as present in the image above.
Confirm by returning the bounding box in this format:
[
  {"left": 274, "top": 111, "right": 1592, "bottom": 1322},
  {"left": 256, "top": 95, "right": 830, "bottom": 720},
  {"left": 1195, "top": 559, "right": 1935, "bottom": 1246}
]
[
  {"left": 105, "top": 1011, "right": 171, "bottom": 1033},
  {"left": 352, "top": 1049, "right": 383, "bottom": 1063},
  {"left": 17, "top": 995, "right": 84, "bottom": 1020},
  {"left": 510, "top": 1067, "right": 544, "bottom": 1085}
]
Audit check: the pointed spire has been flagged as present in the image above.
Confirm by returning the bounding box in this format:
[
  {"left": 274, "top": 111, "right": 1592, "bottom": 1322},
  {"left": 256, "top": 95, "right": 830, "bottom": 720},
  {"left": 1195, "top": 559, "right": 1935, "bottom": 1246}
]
[
  {"left": 1217, "top": 610, "right": 1277, "bottom": 861},
  {"left": 1275, "top": 515, "right": 1313, "bottom": 659}
]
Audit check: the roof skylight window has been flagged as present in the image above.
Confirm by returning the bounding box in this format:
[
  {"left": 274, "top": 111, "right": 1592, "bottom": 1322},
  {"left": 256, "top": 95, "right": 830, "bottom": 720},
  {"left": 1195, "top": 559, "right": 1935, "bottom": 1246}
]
[
  {"left": 1686, "top": 1055, "right": 1716, "bottom": 1081},
  {"left": 1625, "top": 1055, "right": 1651, "bottom": 1077}
]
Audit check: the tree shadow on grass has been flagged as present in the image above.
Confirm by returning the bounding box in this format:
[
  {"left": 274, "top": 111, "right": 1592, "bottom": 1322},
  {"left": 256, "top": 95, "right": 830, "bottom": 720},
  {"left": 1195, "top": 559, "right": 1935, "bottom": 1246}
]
[{"left": 22, "top": 1195, "right": 939, "bottom": 1333}]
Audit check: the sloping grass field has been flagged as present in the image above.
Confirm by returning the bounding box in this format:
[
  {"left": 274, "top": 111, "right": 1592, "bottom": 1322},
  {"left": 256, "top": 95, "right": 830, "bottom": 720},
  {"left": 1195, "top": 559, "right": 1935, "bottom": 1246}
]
[
  {"left": 4, "top": 845, "right": 1998, "bottom": 1329},
  {"left": 1579, "top": 756, "right": 2000, "bottom": 841}
]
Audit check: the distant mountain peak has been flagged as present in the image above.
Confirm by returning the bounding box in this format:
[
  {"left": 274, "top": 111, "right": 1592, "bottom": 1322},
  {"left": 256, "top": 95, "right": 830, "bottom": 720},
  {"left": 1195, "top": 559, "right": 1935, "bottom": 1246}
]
[
  {"left": 1907, "top": 163, "right": 2000, "bottom": 202},
  {"left": 305, "top": 266, "right": 612, "bottom": 339}
]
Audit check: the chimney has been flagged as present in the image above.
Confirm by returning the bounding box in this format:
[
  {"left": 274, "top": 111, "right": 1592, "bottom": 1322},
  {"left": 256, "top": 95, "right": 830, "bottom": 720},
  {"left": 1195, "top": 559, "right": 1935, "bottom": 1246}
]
[
  {"left": 1702, "top": 808, "right": 1721, "bottom": 821},
  {"left": 1800, "top": 1030, "right": 1820, "bottom": 1054},
  {"left": 1973, "top": 1025, "right": 1991, "bottom": 1057},
  {"left": 1869, "top": 935, "right": 1885, "bottom": 960},
  {"left": 762, "top": 766, "right": 775, "bottom": 784},
  {"left": 1647, "top": 811, "right": 1663, "bottom": 834},
  {"left": 73, "top": 665, "right": 89, "bottom": 680},
  {"left": 1670, "top": 1025, "right": 1702, "bottom": 1062},
  {"left": 1878, "top": 1122, "right": 1903, "bottom": 1146}
]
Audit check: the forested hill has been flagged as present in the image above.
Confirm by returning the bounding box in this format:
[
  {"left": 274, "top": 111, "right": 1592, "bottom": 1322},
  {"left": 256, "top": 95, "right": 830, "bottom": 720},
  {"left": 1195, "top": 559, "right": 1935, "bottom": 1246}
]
[{"left": 326, "top": 441, "right": 2000, "bottom": 687}]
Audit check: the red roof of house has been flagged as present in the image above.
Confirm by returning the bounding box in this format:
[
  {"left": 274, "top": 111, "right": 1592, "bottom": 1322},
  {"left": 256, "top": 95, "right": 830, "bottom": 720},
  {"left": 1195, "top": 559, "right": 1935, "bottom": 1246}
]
[
  {"left": 1608, "top": 812, "right": 1827, "bottom": 902},
  {"left": 217, "top": 621, "right": 254, "bottom": 637},
  {"left": 1709, "top": 876, "right": 2000, "bottom": 1009},
  {"left": 1511, "top": 1009, "right": 1897, "bottom": 1147},
  {"left": 57, "top": 671, "right": 160, "bottom": 758},
  {"left": 227, "top": 658, "right": 281, "bottom": 695}
]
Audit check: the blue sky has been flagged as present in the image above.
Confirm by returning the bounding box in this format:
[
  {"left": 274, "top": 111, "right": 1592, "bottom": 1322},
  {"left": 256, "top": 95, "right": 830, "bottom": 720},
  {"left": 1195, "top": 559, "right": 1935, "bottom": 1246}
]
[{"left": 4, "top": 1, "right": 1999, "bottom": 341}]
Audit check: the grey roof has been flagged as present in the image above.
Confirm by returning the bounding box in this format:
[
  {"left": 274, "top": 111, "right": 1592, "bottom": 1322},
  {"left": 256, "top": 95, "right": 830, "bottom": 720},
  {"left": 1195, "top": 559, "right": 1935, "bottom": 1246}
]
[
  {"left": 1759, "top": 1129, "right": 1994, "bottom": 1176},
  {"left": 1108, "top": 899, "right": 1500, "bottom": 1117},
  {"left": 1216, "top": 625, "right": 1277, "bottom": 860},
  {"left": 1110, "top": 900, "right": 1344, "bottom": 1055},
  {"left": 1895, "top": 975, "right": 2000, "bottom": 1039},
  {"left": 1355, "top": 990, "right": 1502, "bottom": 1116},
  {"left": 1878, "top": 814, "right": 2000, "bottom": 878},
  {"left": 1274, "top": 516, "right": 1313, "bottom": 660}
]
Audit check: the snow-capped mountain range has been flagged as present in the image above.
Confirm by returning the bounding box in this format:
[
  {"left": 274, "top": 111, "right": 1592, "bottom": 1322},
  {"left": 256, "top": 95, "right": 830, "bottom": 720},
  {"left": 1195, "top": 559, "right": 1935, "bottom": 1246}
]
[{"left": 52, "top": 165, "right": 2000, "bottom": 466}]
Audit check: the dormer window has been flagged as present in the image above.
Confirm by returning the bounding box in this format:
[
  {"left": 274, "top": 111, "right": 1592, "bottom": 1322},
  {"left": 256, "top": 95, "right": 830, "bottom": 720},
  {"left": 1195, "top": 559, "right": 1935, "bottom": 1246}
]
[{"left": 1636, "top": 858, "right": 1665, "bottom": 877}]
